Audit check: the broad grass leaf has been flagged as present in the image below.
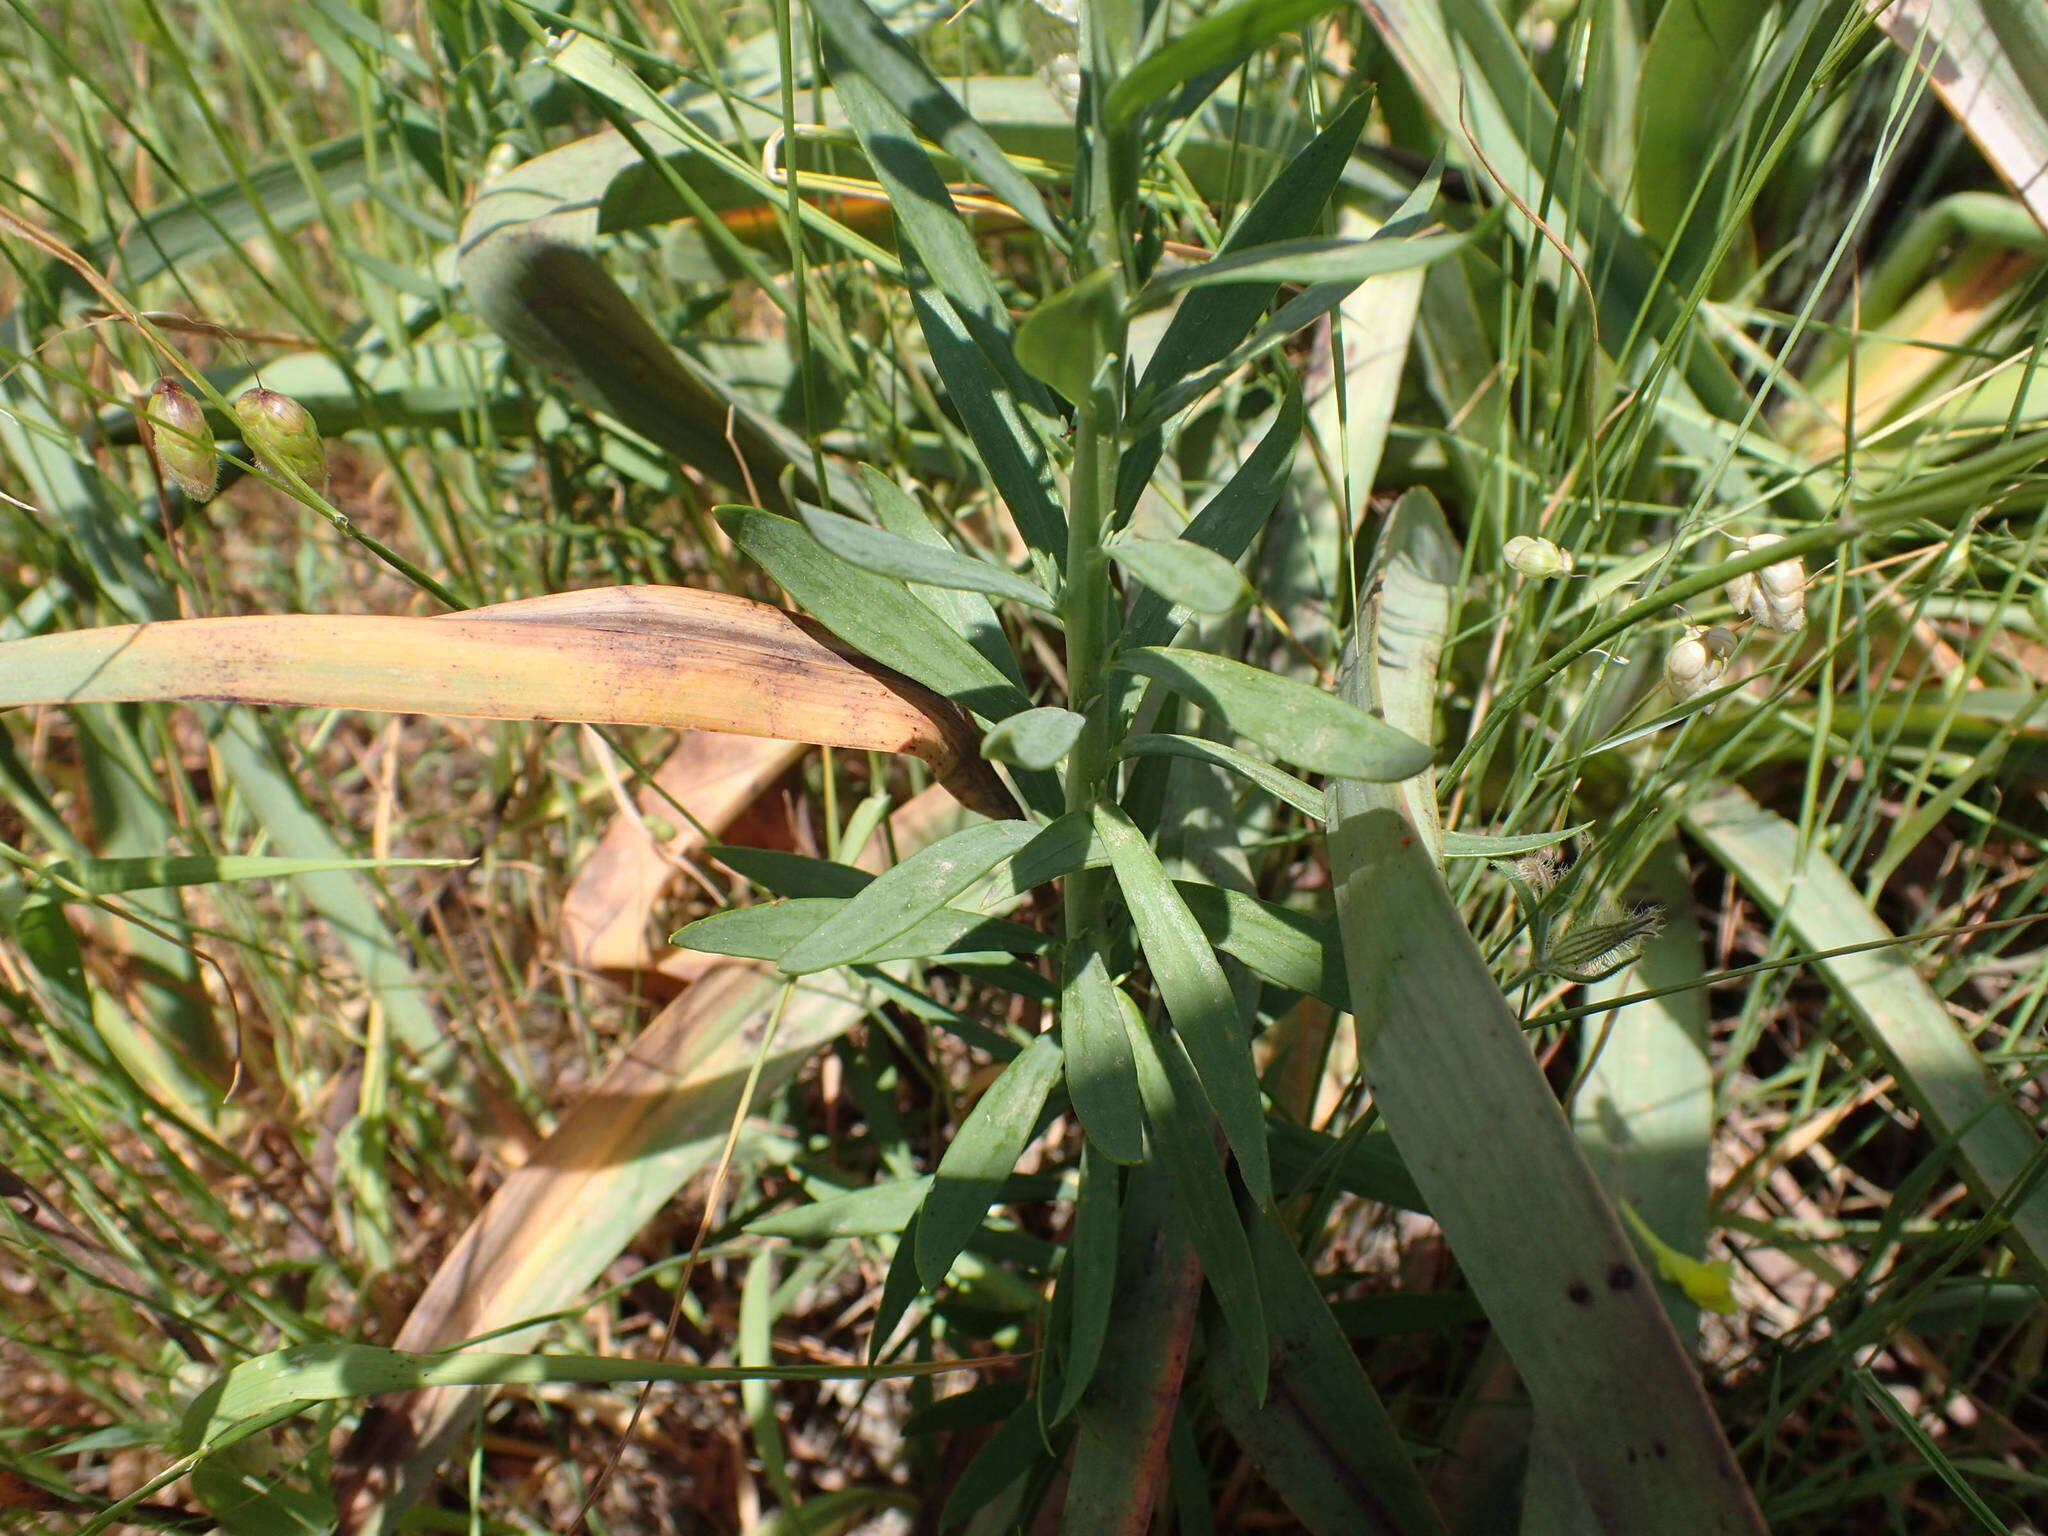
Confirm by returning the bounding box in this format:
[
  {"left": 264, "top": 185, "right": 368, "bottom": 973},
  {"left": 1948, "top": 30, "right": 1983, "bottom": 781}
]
[
  {"left": 1052, "top": 1146, "right": 1121, "bottom": 1422},
  {"left": 0, "top": 587, "right": 1014, "bottom": 818},
  {"left": 1208, "top": 1207, "right": 1443, "bottom": 1535},
  {"left": 1107, "top": 539, "right": 1249, "bottom": 615},
  {"left": 982, "top": 707, "right": 1086, "bottom": 770},
  {"left": 1684, "top": 786, "right": 2048, "bottom": 1290},
  {"left": 1092, "top": 803, "right": 1271, "bottom": 1204},
  {"left": 721, "top": 505, "right": 1033, "bottom": 720},
  {"left": 1126, "top": 997, "right": 1267, "bottom": 1399},
  {"left": 1118, "top": 646, "right": 1432, "bottom": 781},
  {"left": 914, "top": 1032, "right": 1064, "bottom": 1287},
  {"left": 797, "top": 500, "right": 1056, "bottom": 614},
  {"left": 778, "top": 820, "right": 1042, "bottom": 974},
  {"left": 1326, "top": 793, "right": 1762, "bottom": 1528},
  {"left": 1062, "top": 946, "right": 1145, "bottom": 1163},
  {"left": 1105, "top": 0, "right": 1347, "bottom": 128}
]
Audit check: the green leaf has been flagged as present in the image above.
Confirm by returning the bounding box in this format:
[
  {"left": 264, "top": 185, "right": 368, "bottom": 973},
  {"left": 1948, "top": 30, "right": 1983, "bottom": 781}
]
[
  {"left": 1440, "top": 826, "right": 1590, "bottom": 859},
  {"left": 1052, "top": 1148, "right": 1121, "bottom": 1424},
  {"left": 720, "top": 504, "right": 1031, "bottom": 718},
  {"left": 1092, "top": 804, "right": 1271, "bottom": 1204},
  {"left": 1062, "top": 946, "right": 1145, "bottom": 1164},
  {"left": 1016, "top": 267, "right": 1122, "bottom": 403},
  {"left": 1174, "top": 884, "right": 1345, "bottom": 1009},
  {"left": 982, "top": 707, "right": 1086, "bottom": 770},
  {"left": 1118, "top": 734, "right": 1324, "bottom": 819},
  {"left": 1106, "top": 538, "right": 1249, "bottom": 616},
  {"left": 858, "top": 465, "right": 1025, "bottom": 685},
  {"left": 909, "top": 284, "right": 1069, "bottom": 562},
  {"left": 797, "top": 500, "right": 1056, "bottom": 614},
  {"left": 672, "top": 899, "right": 1045, "bottom": 966},
  {"left": 1106, "top": 0, "right": 1347, "bottom": 127},
  {"left": 749, "top": 1178, "right": 930, "bottom": 1239},
  {"left": 1132, "top": 228, "right": 1466, "bottom": 309},
  {"left": 1122, "top": 387, "right": 1303, "bottom": 646},
  {"left": 1129, "top": 94, "right": 1371, "bottom": 412},
  {"left": 1326, "top": 792, "right": 1760, "bottom": 1525},
  {"left": 915, "top": 1032, "right": 1064, "bottom": 1287},
  {"left": 778, "top": 820, "right": 1042, "bottom": 974},
  {"left": 1684, "top": 786, "right": 2048, "bottom": 1291},
  {"left": 1127, "top": 998, "right": 1267, "bottom": 1398},
  {"left": 1118, "top": 647, "right": 1432, "bottom": 781},
  {"left": 807, "top": 0, "right": 1063, "bottom": 248},
  {"left": 1208, "top": 1206, "right": 1445, "bottom": 1535},
  {"left": 38, "top": 853, "right": 463, "bottom": 896}
]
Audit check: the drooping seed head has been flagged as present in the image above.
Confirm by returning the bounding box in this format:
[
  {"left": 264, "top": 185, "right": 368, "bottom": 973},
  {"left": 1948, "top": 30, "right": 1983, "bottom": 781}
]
[
  {"left": 1726, "top": 532, "right": 1806, "bottom": 632},
  {"left": 1504, "top": 534, "right": 1574, "bottom": 579},
  {"left": 142, "top": 379, "right": 217, "bottom": 502},
  {"left": 233, "top": 388, "right": 327, "bottom": 493},
  {"left": 1665, "top": 624, "right": 1735, "bottom": 702}
]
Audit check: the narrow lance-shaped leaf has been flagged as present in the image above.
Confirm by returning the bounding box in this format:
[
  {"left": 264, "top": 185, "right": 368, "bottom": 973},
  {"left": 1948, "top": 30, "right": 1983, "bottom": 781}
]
[
  {"left": 1105, "top": 0, "right": 1347, "bottom": 127},
  {"left": 1062, "top": 946, "right": 1146, "bottom": 1163},
  {"left": 1052, "top": 1145, "right": 1121, "bottom": 1421},
  {"left": 778, "top": 820, "right": 1043, "bottom": 975},
  {"left": 798, "top": 500, "right": 1056, "bottom": 614},
  {"left": 914, "top": 1031, "right": 1065, "bottom": 1287},
  {"left": 1118, "top": 646, "right": 1432, "bottom": 782},
  {"left": 721, "top": 505, "right": 1034, "bottom": 721},
  {"left": 1125, "top": 993, "right": 1267, "bottom": 1399},
  {"left": 1092, "top": 803, "right": 1271, "bottom": 1204},
  {"left": 1208, "top": 1205, "right": 1446, "bottom": 1535}
]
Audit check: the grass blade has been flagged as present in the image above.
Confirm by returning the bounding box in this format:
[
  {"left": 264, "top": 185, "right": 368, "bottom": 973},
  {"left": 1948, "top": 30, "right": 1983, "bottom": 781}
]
[{"left": 1683, "top": 785, "right": 2048, "bottom": 1290}]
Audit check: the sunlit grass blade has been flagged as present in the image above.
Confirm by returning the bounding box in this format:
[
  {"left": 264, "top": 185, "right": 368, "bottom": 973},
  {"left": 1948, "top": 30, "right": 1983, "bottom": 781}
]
[{"left": 1683, "top": 785, "right": 2048, "bottom": 1291}]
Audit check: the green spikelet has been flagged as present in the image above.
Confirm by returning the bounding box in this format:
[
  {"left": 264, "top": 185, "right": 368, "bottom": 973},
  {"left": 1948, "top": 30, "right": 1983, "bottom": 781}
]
[
  {"left": 142, "top": 378, "right": 218, "bottom": 502},
  {"left": 233, "top": 388, "right": 328, "bottom": 494}
]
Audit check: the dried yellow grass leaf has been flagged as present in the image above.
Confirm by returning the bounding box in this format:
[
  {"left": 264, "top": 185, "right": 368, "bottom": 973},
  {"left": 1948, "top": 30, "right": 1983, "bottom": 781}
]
[{"left": 0, "top": 586, "right": 1013, "bottom": 817}]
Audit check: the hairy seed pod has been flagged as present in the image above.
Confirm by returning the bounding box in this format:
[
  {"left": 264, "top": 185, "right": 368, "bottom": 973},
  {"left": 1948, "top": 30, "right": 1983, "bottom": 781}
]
[
  {"left": 1726, "top": 532, "right": 1806, "bottom": 632},
  {"left": 142, "top": 379, "right": 218, "bottom": 502},
  {"left": 1503, "top": 534, "right": 1574, "bottom": 579},
  {"left": 1021, "top": 0, "right": 1080, "bottom": 112},
  {"left": 1665, "top": 624, "right": 1735, "bottom": 702},
  {"left": 233, "top": 388, "right": 328, "bottom": 493}
]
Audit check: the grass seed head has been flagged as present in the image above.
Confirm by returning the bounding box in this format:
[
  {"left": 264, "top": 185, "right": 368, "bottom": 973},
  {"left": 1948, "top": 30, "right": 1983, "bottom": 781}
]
[
  {"left": 1665, "top": 623, "right": 1735, "bottom": 701},
  {"left": 142, "top": 378, "right": 218, "bottom": 502},
  {"left": 1726, "top": 532, "right": 1806, "bottom": 632},
  {"left": 233, "top": 387, "right": 328, "bottom": 494},
  {"left": 1504, "top": 534, "right": 1574, "bottom": 578}
]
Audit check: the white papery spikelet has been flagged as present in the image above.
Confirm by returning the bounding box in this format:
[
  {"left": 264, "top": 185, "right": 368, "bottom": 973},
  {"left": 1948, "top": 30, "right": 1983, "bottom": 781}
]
[
  {"left": 1726, "top": 533, "right": 1806, "bottom": 632},
  {"left": 1665, "top": 624, "right": 1736, "bottom": 702},
  {"left": 1023, "top": 0, "right": 1080, "bottom": 113}
]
